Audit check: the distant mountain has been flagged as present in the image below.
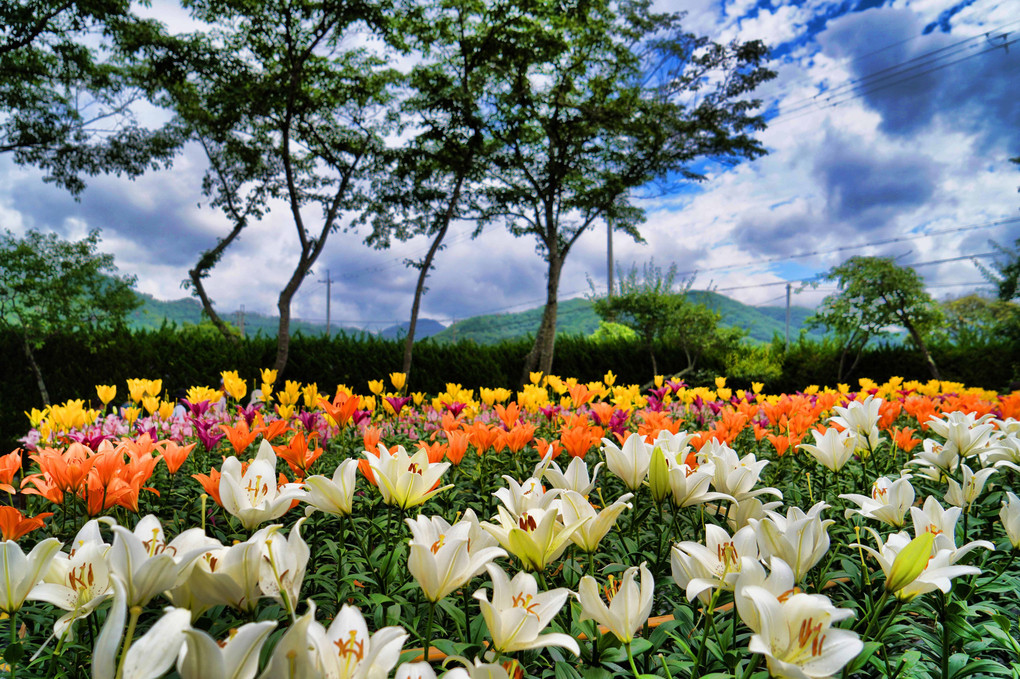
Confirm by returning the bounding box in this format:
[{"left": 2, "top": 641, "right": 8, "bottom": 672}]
[
  {"left": 125, "top": 289, "right": 823, "bottom": 344},
  {"left": 430, "top": 291, "right": 824, "bottom": 345},
  {"left": 126, "top": 293, "right": 363, "bottom": 337},
  {"left": 378, "top": 319, "right": 447, "bottom": 340}
]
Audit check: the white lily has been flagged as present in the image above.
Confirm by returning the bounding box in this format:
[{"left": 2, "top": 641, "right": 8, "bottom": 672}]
[
  {"left": 559, "top": 490, "right": 632, "bottom": 553},
  {"left": 481, "top": 506, "right": 588, "bottom": 573},
  {"left": 853, "top": 529, "right": 981, "bottom": 601},
  {"left": 0, "top": 537, "right": 62, "bottom": 614},
  {"left": 405, "top": 515, "right": 506, "bottom": 602},
  {"left": 1001, "top": 491, "right": 1020, "bottom": 549},
  {"left": 830, "top": 395, "right": 883, "bottom": 453},
  {"left": 474, "top": 564, "right": 579, "bottom": 656},
  {"left": 177, "top": 620, "right": 277, "bottom": 679},
  {"left": 303, "top": 458, "right": 359, "bottom": 516},
  {"left": 576, "top": 562, "right": 653, "bottom": 644},
  {"left": 366, "top": 444, "right": 453, "bottom": 510},
  {"left": 601, "top": 433, "right": 652, "bottom": 492},
  {"left": 945, "top": 463, "right": 997, "bottom": 509},
  {"left": 733, "top": 557, "right": 800, "bottom": 634},
  {"left": 798, "top": 427, "right": 856, "bottom": 472},
  {"left": 185, "top": 538, "right": 264, "bottom": 614},
  {"left": 700, "top": 441, "right": 781, "bottom": 503},
  {"left": 257, "top": 518, "right": 309, "bottom": 618},
  {"left": 541, "top": 455, "right": 603, "bottom": 498},
  {"left": 29, "top": 539, "right": 112, "bottom": 639},
  {"left": 443, "top": 658, "right": 513, "bottom": 679},
  {"left": 926, "top": 411, "right": 999, "bottom": 458},
  {"left": 259, "top": 601, "right": 323, "bottom": 678},
  {"left": 671, "top": 524, "right": 758, "bottom": 603},
  {"left": 493, "top": 475, "right": 560, "bottom": 517},
  {"left": 220, "top": 440, "right": 306, "bottom": 531},
  {"left": 92, "top": 575, "right": 191, "bottom": 679},
  {"left": 839, "top": 475, "right": 915, "bottom": 528},
  {"left": 316, "top": 603, "right": 408, "bottom": 679},
  {"left": 108, "top": 514, "right": 216, "bottom": 608},
  {"left": 743, "top": 585, "right": 862, "bottom": 679},
  {"left": 751, "top": 502, "right": 834, "bottom": 584}
]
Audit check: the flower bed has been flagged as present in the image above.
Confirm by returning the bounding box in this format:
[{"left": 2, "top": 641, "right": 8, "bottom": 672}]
[{"left": 4, "top": 372, "right": 1020, "bottom": 679}]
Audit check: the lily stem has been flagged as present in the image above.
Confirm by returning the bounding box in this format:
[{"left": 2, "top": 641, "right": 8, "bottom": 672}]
[
  {"left": 115, "top": 606, "right": 142, "bottom": 679},
  {"left": 625, "top": 640, "right": 641, "bottom": 679}
]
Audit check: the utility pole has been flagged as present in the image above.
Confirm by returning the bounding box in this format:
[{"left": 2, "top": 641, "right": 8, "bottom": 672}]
[
  {"left": 607, "top": 220, "right": 614, "bottom": 297},
  {"left": 785, "top": 282, "right": 791, "bottom": 352},
  {"left": 319, "top": 269, "right": 333, "bottom": 338}
]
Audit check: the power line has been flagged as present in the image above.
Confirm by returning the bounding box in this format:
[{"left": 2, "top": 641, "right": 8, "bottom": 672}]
[
  {"left": 673, "top": 216, "right": 1020, "bottom": 278},
  {"left": 775, "top": 21, "right": 1019, "bottom": 121},
  {"left": 771, "top": 33, "right": 1016, "bottom": 126}
]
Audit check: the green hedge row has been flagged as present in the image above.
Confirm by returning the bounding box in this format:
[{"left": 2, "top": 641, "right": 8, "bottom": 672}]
[{"left": 2, "top": 326, "right": 1018, "bottom": 451}]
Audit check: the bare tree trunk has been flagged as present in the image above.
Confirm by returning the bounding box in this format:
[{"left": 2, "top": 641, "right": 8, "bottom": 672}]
[
  {"left": 21, "top": 333, "right": 49, "bottom": 406},
  {"left": 903, "top": 322, "right": 940, "bottom": 380},
  {"left": 189, "top": 268, "right": 239, "bottom": 343},
  {"left": 521, "top": 255, "right": 564, "bottom": 382},
  {"left": 402, "top": 169, "right": 467, "bottom": 381},
  {"left": 404, "top": 222, "right": 448, "bottom": 379}
]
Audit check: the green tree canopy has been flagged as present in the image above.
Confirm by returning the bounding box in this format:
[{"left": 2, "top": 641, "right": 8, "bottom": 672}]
[
  {"left": 0, "top": 0, "right": 181, "bottom": 194},
  {"left": 808, "top": 256, "right": 943, "bottom": 380},
  {"left": 0, "top": 228, "right": 138, "bottom": 404},
  {"left": 127, "top": 0, "right": 400, "bottom": 374},
  {"left": 591, "top": 261, "right": 741, "bottom": 379},
  {"left": 473, "top": 0, "right": 775, "bottom": 380}
]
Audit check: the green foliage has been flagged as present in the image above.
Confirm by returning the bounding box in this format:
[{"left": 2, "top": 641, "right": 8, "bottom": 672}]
[
  {"left": 0, "top": 229, "right": 138, "bottom": 342},
  {"left": 808, "top": 256, "right": 944, "bottom": 380},
  {"left": 976, "top": 238, "right": 1020, "bottom": 302},
  {"left": 0, "top": 0, "right": 181, "bottom": 194},
  {"left": 941, "top": 294, "right": 1020, "bottom": 344},
  {"left": 723, "top": 343, "right": 783, "bottom": 384},
  {"left": 591, "top": 261, "right": 744, "bottom": 379},
  {"left": 590, "top": 321, "right": 637, "bottom": 342}
]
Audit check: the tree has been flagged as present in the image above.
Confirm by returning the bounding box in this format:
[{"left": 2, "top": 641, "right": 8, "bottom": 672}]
[
  {"left": 129, "top": 0, "right": 398, "bottom": 373},
  {"left": 0, "top": 229, "right": 138, "bottom": 405},
  {"left": 591, "top": 261, "right": 741, "bottom": 379},
  {"left": 476, "top": 0, "right": 775, "bottom": 380},
  {"left": 364, "top": 0, "right": 505, "bottom": 383},
  {"left": 808, "top": 256, "right": 943, "bottom": 380},
  {"left": 941, "top": 294, "right": 1020, "bottom": 345},
  {"left": 1, "top": 0, "right": 181, "bottom": 194}
]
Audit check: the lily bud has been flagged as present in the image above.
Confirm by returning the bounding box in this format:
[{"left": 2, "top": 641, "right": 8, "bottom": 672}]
[
  {"left": 886, "top": 532, "right": 935, "bottom": 595},
  {"left": 648, "top": 446, "right": 671, "bottom": 504}
]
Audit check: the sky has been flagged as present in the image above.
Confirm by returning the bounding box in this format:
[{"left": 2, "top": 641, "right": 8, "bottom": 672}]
[{"left": 1, "top": 0, "right": 1018, "bottom": 332}]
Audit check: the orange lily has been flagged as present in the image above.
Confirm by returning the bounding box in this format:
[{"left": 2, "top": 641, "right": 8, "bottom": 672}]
[
  {"left": 503, "top": 422, "right": 535, "bottom": 454},
  {"left": 999, "top": 391, "right": 1020, "bottom": 421},
  {"left": 363, "top": 427, "right": 383, "bottom": 452},
  {"left": 30, "top": 444, "right": 96, "bottom": 495},
  {"left": 0, "top": 506, "right": 54, "bottom": 541},
  {"left": 192, "top": 467, "right": 224, "bottom": 507},
  {"left": 219, "top": 420, "right": 260, "bottom": 455},
  {"left": 464, "top": 423, "right": 500, "bottom": 456},
  {"left": 0, "top": 449, "right": 22, "bottom": 494},
  {"left": 891, "top": 426, "right": 921, "bottom": 453},
  {"left": 445, "top": 430, "right": 470, "bottom": 465},
  {"left": 878, "top": 401, "right": 903, "bottom": 430},
  {"left": 765, "top": 432, "right": 792, "bottom": 457},
  {"left": 161, "top": 441, "right": 196, "bottom": 475},
  {"left": 319, "top": 392, "right": 362, "bottom": 428},
  {"left": 274, "top": 432, "right": 323, "bottom": 477},
  {"left": 588, "top": 401, "right": 615, "bottom": 427},
  {"left": 559, "top": 424, "right": 602, "bottom": 459},
  {"left": 20, "top": 473, "right": 64, "bottom": 505},
  {"left": 637, "top": 411, "right": 682, "bottom": 442},
  {"left": 416, "top": 440, "right": 448, "bottom": 464},
  {"left": 493, "top": 402, "right": 521, "bottom": 430},
  {"left": 903, "top": 396, "right": 938, "bottom": 431},
  {"left": 568, "top": 382, "right": 595, "bottom": 408},
  {"left": 257, "top": 418, "right": 293, "bottom": 443},
  {"left": 534, "top": 437, "right": 563, "bottom": 460}
]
